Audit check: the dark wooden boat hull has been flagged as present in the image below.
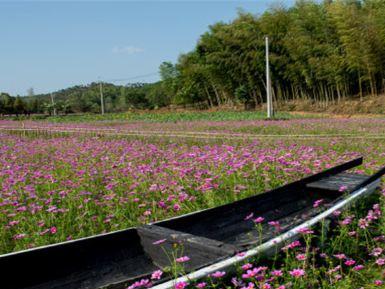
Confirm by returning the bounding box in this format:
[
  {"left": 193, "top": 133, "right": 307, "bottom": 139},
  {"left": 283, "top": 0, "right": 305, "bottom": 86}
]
[{"left": 1, "top": 157, "right": 384, "bottom": 289}]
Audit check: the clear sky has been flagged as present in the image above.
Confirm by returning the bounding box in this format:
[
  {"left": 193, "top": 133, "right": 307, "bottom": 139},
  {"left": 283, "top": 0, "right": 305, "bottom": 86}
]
[{"left": 0, "top": 0, "right": 295, "bottom": 96}]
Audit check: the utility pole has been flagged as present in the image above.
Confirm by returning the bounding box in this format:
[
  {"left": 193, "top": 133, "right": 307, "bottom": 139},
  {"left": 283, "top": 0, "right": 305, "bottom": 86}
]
[
  {"left": 99, "top": 79, "right": 105, "bottom": 115},
  {"left": 265, "top": 36, "right": 273, "bottom": 118},
  {"left": 50, "top": 93, "right": 57, "bottom": 116}
]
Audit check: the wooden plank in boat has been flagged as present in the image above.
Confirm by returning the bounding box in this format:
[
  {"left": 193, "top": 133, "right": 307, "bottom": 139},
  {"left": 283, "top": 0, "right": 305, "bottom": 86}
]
[
  {"left": 306, "top": 173, "right": 369, "bottom": 192},
  {"left": 138, "top": 225, "right": 238, "bottom": 269}
]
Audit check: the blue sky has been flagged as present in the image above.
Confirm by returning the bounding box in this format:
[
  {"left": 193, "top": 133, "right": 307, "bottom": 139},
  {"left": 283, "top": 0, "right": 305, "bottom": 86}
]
[{"left": 0, "top": 1, "right": 295, "bottom": 96}]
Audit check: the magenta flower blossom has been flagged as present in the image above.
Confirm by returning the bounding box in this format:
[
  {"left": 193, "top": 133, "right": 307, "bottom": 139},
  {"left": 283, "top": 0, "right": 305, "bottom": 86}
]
[
  {"left": 289, "top": 268, "right": 305, "bottom": 278},
  {"left": 296, "top": 254, "right": 306, "bottom": 261},
  {"left": 374, "top": 280, "right": 383, "bottom": 286},
  {"left": 339, "top": 185, "right": 347, "bottom": 192},
  {"left": 353, "top": 265, "right": 364, "bottom": 271},
  {"left": 297, "top": 227, "right": 314, "bottom": 235},
  {"left": 175, "top": 256, "right": 190, "bottom": 263},
  {"left": 253, "top": 217, "right": 265, "bottom": 223},
  {"left": 313, "top": 199, "right": 324, "bottom": 208},
  {"left": 242, "top": 263, "right": 253, "bottom": 270},
  {"left": 271, "top": 269, "right": 283, "bottom": 277},
  {"left": 240, "top": 282, "right": 255, "bottom": 289},
  {"left": 334, "top": 253, "right": 347, "bottom": 260},
  {"left": 211, "top": 271, "right": 226, "bottom": 278},
  {"left": 344, "top": 259, "right": 356, "bottom": 266},
  {"left": 375, "top": 258, "right": 385, "bottom": 266},
  {"left": 244, "top": 213, "right": 254, "bottom": 221},
  {"left": 151, "top": 270, "right": 163, "bottom": 280},
  {"left": 174, "top": 281, "right": 188, "bottom": 289},
  {"left": 370, "top": 247, "right": 383, "bottom": 257},
  {"left": 196, "top": 282, "right": 206, "bottom": 289}
]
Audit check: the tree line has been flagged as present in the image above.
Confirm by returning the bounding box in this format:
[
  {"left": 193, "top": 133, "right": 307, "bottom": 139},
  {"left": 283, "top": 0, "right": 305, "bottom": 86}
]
[
  {"left": 168, "top": 0, "right": 385, "bottom": 108},
  {"left": 2, "top": 0, "right": 385, "bottom": 115}
]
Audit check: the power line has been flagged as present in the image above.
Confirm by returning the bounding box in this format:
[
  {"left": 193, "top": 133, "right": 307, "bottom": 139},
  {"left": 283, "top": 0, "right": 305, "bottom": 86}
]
[{"left": 103, "top": 72, "right": 159, "bottom": 83}]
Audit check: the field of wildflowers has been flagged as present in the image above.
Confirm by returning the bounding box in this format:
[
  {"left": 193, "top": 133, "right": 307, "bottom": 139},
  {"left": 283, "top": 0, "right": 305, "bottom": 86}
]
[{"left": 0, "top": 115, "right": 385, "bottom": 289}]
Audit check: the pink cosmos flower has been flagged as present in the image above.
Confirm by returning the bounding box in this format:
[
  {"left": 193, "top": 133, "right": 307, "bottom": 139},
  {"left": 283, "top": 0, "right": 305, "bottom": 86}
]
[
  {"left": 196, "top": 282, "right": 206, "bottom": 289},
  {"left": 271, "top": 270, "right": 283, "bottom": 277},
  {"left": 245, "top": 213, "right": 254, "bottom": 221},
  {"left": 175, "top": 256, "right": 190, "bottom": 263},
  {"left": 282, "top": 240, "right": 301, "bottom": 251},
  {"left": 175, "top": 281, "right": 188, "bottom": 289},
  {"left": 332, "top": 210, "right": 341, "bottom": 217},
  {"left": 240, "top": 282, "right": 255, "bottom": 289},
  {"left": 339, "top": 185, "right": 347, "bottom": 192},
  {"left": 358, "top": 218, "right": 369, "bottom": 229},
  {"left": 371, "top": 247, "right": 383, "bottom": 257},
  {"left": 313, "top": 199, "right": 323, "bottom": 208},
  {"left": 375, "top": 258, "right": 385, "bottom": 266},
  {"left": 297, "top": 227, "right": 314, "bottom": 235},
  {"left": 334, "top": 253, "right": 346, "bottom": 260},
  {"left": 289, "top": 268, "right": 305, "bottom": 278},
  {"left": 242, "top": 263, "right": 253, "bottom": 270},
  {"left": 353, "top": 265, "right": 364, "bottom": 271},
  {"left": 261, "top": 283, "right": 271, "bottom": 289},
  {"left": 151, "top": 270, "right": 163, "bottom": 280},
  {"left": 344, "top": 259, "right": 356, "bottom": 266},
  {"left": 211, "top": 271, "right": 226, "bottom": 278},
  {"left": 50, "top": 226, "right": 57, "bottom": 234},
  {"left": 254, "top": 217, "right": 265, "bottom": 224},
  {"left": 296, "top": 254, "right": 306, "bottom": 261}
]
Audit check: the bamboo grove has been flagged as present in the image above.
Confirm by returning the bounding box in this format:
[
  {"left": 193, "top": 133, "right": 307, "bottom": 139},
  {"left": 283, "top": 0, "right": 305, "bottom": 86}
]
[{"left": 165, "top": 0, "right": 385, "bottom": 108}]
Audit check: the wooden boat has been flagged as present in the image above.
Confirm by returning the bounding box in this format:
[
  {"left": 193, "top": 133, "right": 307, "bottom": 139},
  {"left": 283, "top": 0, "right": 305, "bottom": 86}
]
[{"left": 1, "top": 157, "right": 384, "bottom": 289}]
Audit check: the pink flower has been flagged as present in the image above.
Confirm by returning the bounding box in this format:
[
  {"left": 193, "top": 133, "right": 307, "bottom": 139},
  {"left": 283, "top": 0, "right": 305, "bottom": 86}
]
[
  {"left": 175, "top": 281, "right": 188, "bottom": 289},
  {"left": 271, "top": 270, "right": 283, "bottom": 277},
  {"left": 276, "top": 286, "right": 286, "bottom": 289},
  {"left": 313, "top": 199, "right": 323, "bottom": 208},
  {"left": 353, "top": 265, "right": 364, "bottom": 271},
  {"left": 333, "top": 210, "right": 341, "bottom": 217},
  {"left": 296, "top": 254, "right": 306, "bottom": 261},
  {"left": 375, "top": 258, "right": 385, "bottom": 266},
  {"left": 371, "top": 247, "right": 383, "bottom": 257},
  {"left": 196, "top": 282, "right": 206, "bottom": 289},
  {"left": 240, "top": 282, "right": 255, "bottom": 289},
  {"left": 344, "top": 259, "right": 356, "bottom": 266},
  {"left": 245, "top": 213, "right": 254, "bottom": 221},
  {"left": 339, "top": 185, "right": 347, "bottom": 192},
  {"left": 297, "top": 227, "right": 314, "bottom": 235},
  {"left": 151, "top": 270, "right": 163, "bottom": 280},
  {"left": 254, "top": 217, "right": 265, "bottom": 224},
  {"left": 211, "top": 271, "right": 226, "bottom": 278},
  {"left": 50, "top": 226, "right": 57, "bottom": 234},
  {"left": 374, "top": 280, "right": 383, "bottom": 286},
  {"left": 261, "top": 283, "right": 271, "bottom": 289},
  {"left": 152, "top": 239, "right": 166, "bottom": 245},
  {"left": 334, "top": 253, "right": 347, "bottom": 260},
  {"left": 289, "top": 268, "right": 305, "bottom": 278},
  {"left": 176, "top": 256, "right": 190, "bottom": 263},
  {"left": 358, "top": 218, "right": 369, "bottom": 229},
  {"left": 282, "top": 240, "right": 301, "bottom": 251},
  {"left": 242, "top": 263, "right": 253, "bottom": 270},
  {"left": 173, "top": 204, "right": 181, "bottom": 211}
]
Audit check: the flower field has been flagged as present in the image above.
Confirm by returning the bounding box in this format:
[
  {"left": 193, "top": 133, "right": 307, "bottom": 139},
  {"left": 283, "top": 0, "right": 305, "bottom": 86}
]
[{"left": 1, "top": 115, "right": 385, "bottom": 288}]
